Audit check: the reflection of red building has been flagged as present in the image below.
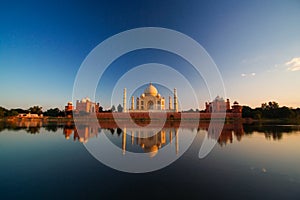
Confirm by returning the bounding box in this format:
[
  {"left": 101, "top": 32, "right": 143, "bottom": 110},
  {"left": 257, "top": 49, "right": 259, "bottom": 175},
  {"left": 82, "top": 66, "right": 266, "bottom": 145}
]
[
  {"left": 63, "top": 124, "right": 99, "bottom": 143},
  {"left": 218, "top": 129, "right": 233, "bottom": 146},
  {"left": 63, "top": 127, "right": 73, "bottom": 140},
  {"left": 74, "top": 125, "right": 99, "bottom": 143},
  {"left": 205, "top": 122, "right": 245, "bottom": 146}
]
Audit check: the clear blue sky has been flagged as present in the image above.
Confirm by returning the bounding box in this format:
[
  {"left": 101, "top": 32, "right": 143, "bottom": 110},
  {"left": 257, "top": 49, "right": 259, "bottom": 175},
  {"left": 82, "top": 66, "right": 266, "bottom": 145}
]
[{"left": 1, "top": 0, "right": 300, "bottom": 110}]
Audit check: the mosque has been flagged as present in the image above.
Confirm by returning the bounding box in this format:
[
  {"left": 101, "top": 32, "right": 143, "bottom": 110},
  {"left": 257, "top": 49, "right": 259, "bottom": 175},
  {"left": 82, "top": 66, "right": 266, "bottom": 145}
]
[
  {"left": 122, "top": 83, "right": 178, "bottom": 112},
  {"left": 75, "top": 97, "right": 100, "bottom": 113}
]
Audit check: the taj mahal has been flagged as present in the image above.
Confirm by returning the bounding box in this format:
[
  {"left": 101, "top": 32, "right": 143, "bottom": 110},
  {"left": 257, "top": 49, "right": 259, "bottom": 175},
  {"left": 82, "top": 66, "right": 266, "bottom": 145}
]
[
  {"left": 123, "top": 83, "right": 178, "bottom": 112},
  {"left": 69, "top": 82, "right": 242, "bottom": 116}
]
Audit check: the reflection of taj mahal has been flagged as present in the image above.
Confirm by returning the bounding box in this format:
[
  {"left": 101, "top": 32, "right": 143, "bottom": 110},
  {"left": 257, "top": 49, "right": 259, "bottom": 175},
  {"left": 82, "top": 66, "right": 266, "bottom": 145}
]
[
  {"left": 121, "top": 128, "right": 179, "bottom": 157},
  {"left": 123, "top": 83, "right": 178, "bottom": 112}
]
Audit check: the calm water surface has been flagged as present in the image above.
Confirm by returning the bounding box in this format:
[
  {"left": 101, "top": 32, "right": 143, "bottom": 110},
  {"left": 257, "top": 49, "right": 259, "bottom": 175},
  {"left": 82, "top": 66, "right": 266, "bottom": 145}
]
[{"left": 0, "top": 121, "right": 300, "bottom": 199}]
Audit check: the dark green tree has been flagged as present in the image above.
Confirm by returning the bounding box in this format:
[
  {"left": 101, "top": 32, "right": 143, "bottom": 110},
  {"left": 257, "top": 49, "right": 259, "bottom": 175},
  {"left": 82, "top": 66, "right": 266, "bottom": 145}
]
[
  {"left": 44, "top": 108, "right": 64, "bottom": 117},
  {"left": 111, "top": 105, "right": 116, "bottom": 112},
  {"left": 28, "top": 106, "right": 43, "bottom": 115},
  {"left": 242, "top": 106, "right": 253, "bottom": 118},
  {"left": 8, "top": 110, "right": 18, "bottom": 116},
  {"left": 0, "top": 107, "right": 7, "bottom": 117},
  {"left": 117, "top": 104, "right": 123, "bottom": 112}
]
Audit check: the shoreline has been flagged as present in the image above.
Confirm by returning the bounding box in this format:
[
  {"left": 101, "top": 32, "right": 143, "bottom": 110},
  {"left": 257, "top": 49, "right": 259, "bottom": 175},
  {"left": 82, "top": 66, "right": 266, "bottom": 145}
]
[{"left": 1, "top": 115, "right": 299, "bottom": 125}]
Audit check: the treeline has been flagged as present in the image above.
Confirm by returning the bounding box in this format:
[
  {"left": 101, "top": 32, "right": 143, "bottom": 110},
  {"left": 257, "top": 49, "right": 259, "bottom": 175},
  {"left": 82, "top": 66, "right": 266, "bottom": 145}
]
[
  {"left": 0, "top": 106, "right": 66, "bottom": 117},
  {"left": 99, "top": 104, "right": 123, "bottom": 112},
  {"left": 242, "top": 101, "right": 300, "bottom": 120},
  {"left": 0, "top": 104, "right": 125, "bottom": 118}
]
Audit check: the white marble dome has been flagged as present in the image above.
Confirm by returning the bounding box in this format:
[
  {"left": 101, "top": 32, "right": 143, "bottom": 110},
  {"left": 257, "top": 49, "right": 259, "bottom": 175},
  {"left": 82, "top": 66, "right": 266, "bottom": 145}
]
[
  {"left": 81, "top": 97, "right": 91, "bottom": 103},
  {"left": 144, "top": 83, "right": 158, "bottom": 96}
]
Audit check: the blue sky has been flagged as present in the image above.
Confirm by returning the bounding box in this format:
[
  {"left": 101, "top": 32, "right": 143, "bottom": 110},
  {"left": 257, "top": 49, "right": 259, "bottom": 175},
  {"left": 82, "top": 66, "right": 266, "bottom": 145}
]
[{"left": 1, "top": 0, "right": 300, "bottom": 110}]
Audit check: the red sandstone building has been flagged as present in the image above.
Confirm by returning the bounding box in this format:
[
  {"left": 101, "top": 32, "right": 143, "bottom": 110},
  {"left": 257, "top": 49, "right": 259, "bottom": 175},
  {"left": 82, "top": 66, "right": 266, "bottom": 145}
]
[{"left": 65, "top": 102, "right": 73, "bottom": 112}]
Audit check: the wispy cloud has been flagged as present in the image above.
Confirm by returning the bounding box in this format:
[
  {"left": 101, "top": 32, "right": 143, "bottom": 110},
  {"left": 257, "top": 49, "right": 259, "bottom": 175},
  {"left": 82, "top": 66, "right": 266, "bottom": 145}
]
[
  {"left": 241, "top": 72, "right": 256, "bottom": 77},
  {"left": 286, "top": 57, "right": 300, "bottom": 71}
]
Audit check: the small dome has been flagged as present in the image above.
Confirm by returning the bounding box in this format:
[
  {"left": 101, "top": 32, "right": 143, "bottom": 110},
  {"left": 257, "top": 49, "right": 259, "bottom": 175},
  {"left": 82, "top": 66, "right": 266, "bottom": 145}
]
[
  {"left": 144, "top": 83, "right": 158, "bottom": 96},
  {"left": 214, "top": 96, "right": 224, "bottom": 102},
  {"left": 81, "top": 97, "right": 91, "bottom": 103}
]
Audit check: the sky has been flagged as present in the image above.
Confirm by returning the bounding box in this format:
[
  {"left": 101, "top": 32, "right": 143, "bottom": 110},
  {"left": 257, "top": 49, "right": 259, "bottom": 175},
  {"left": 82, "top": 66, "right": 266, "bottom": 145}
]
[{"left": 0, "top": 0, "right": 300, "bottom": 110}]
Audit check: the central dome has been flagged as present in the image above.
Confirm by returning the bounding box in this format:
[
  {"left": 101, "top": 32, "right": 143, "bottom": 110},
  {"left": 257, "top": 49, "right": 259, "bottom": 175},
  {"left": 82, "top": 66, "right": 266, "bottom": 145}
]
[{"left": 144, "top": 83, "right": 158, "bottom": 96}]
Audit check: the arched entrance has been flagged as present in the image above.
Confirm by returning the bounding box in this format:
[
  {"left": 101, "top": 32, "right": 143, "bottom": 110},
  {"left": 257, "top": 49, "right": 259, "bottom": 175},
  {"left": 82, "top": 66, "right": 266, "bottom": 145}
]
[{"left": 147, "top": 100, "right": 154, "bottom": 110}]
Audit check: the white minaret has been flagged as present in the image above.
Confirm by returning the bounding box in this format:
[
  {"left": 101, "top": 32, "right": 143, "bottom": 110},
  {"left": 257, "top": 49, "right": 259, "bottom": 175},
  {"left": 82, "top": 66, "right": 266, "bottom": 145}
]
[
  {"left": 131, "top": 96, "right": 134, "bottom": 110},
  {"left": 175, "top": 128, "right": 179, "bottom": 155},
  {"left": 174, "top": 88, "right": 178, "bottom": 112},
  {"left": 122, "top": 128, "right": 127, "bottom": 155},
  {"left": 169, "top": 96, "right": 172, "bottom": 110},
  {"left": 123, "top": 88, "right": 127, "bottom": 112}
]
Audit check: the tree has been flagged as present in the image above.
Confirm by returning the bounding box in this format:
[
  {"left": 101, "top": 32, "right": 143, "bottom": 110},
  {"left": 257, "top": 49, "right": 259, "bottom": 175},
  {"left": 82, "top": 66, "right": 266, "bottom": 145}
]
[
  {"left": 242, "top": 106, "right": 253, "bottom": 118},
  {"left": 278, "top": 106, "right": 295, "bottom": 119},
  {"left": 44, "top": 108, "right": 64, "bottom": 117},
  {"left": 28, "top": 106, "right": 43, "bottom": 115},
  {"left": 269, "top": 101, "right": 279, "bottom": 109},
  {"left": 117, "top": 104, "right": 123, "bottom": 112},
  {"left": 262, "top": 101, "right": 279, "bottom": 110},
  {"left": 0, "top": 107, "right": 7, "bottom": 118},
  {"left": 253, "top": 110, "right": 262, "bottom": 120},
  {"left": 8, "top": 110, "right": 18, "bottom": 116},
  {"left": 111, "top": 105, "right": 116, "bottom": 112}
]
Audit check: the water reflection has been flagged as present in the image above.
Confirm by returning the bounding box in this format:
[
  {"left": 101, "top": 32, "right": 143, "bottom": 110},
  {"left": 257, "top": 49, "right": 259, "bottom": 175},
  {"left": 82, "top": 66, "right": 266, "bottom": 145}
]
[
  {"left": 64, "top": 124, "right": 100, "bottom": 143},
  {"left": 120, "top": 127, "right": 179, "bottom": 156},
  {"left": 62, "top": 123, "right": 180, "bottom": 156},
  {"left": 1, "top": 119, "right": 300, "bottom": 147},
  {"left": 244, "top": 124, "right": 300, "bottom": 140}
]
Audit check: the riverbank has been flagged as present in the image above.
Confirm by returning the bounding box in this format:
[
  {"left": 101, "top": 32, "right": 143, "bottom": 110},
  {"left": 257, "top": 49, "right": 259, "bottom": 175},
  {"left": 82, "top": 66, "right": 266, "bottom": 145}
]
[
  {"left": 243, "top": 117, "right": 300, "bottom": 125},
  {"left": 1, "top": 113, "right": 299, "bottom": 125}
]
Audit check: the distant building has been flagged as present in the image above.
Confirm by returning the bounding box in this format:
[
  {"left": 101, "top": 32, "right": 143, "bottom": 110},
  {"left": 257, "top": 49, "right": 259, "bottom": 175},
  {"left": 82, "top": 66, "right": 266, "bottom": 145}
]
[
  {"left": 205, "top": 96, "right": 242, "bottom": 113},
  {"left": 65, "top": 102, "right": 73, "bottom": 117},
  {"left": 75, "top": 97, "right": 99, "bottom": 113},
  {"left": 65, "top": 102, "right": 73, "bottom": 112},
  {"left": 231, "top": 101, "right": 243, "bottom": 113},
  {"left": 17, "top": 113, "right": 43, "bottom": 118}
]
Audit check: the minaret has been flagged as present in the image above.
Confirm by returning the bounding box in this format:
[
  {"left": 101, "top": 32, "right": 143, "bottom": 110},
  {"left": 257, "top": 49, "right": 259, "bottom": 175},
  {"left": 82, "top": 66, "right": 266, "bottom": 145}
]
[
  {"left": 169, "top": 96, "right": 172, "bottom": 110},
  {"left": 123, "top": 88, "right": 127, "bottom": 112},
  {"left": 131, "top": 96, "right": 134, "bottom": 110},
  {"left": 226, "top": 99, "right": 230, "bottom": 111},
  {"left": 174, "top": 88, "right": 178, "bottom": 112}
]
